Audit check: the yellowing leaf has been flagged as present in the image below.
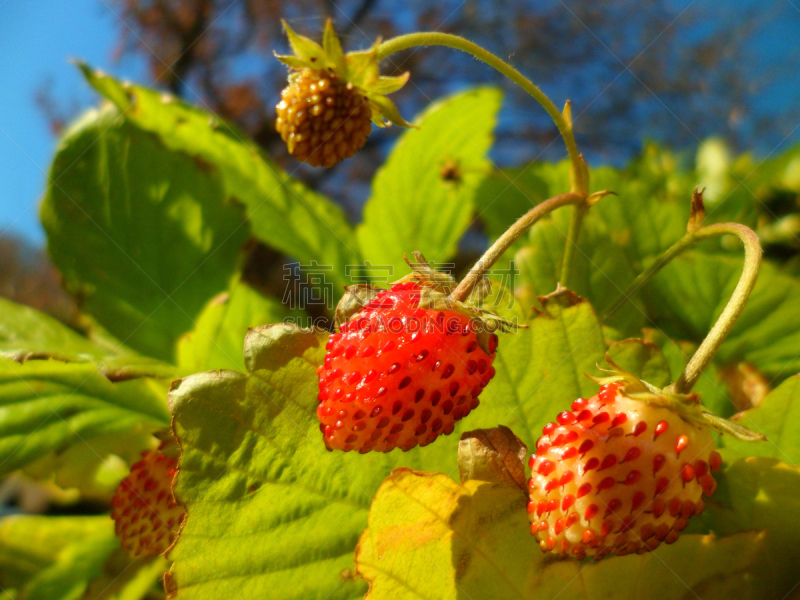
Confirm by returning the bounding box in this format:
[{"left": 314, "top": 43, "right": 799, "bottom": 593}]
[{"left": 356, "top": 467, "right": 767, "bottom": 600}]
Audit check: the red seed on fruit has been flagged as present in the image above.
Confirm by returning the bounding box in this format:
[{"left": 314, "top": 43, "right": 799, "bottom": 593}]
[
  {"left": 622, "top": 447, "right": 641, "bottom": 463},
  {"left": 597, "top": 477, "right": 615, "bottom": 491},
  {"left": 576, "top": 483, "right": 592, "bottom": 498}
]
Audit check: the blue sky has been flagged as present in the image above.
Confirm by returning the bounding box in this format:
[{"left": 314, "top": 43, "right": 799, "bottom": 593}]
[
  {"left": 0, "top": 0, "right": 145, "bottom": 245},
  {"left": 1, "top": 1, "right": 798, "bottom": 246}
]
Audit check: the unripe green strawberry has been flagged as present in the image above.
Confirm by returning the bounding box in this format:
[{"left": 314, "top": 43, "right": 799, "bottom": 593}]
[
  {"left": 111, "top": 440, "right": 185, "bottom": 557},
  {"left": 317, "top": 281, "right": 498, "bottom": 453},
  {"left": 527, "top": 382, "right": 721, "bottom": 560},
  {"left": 274, "top": 19, "right": 411, "bottom": 168},
  {"left": 276, "top": 69, "right": 372, "bottom": 167}
]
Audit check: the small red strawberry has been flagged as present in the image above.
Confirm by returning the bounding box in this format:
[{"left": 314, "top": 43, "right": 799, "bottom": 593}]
[
  {"left": 111, "top": 440, "right": 185, "bottom": 557},
  {"left": 526, "top": 375, "right": 757, "bottom": 560},
  {"left": 316, "top": 280, "right": 499, "bottom": 453}
]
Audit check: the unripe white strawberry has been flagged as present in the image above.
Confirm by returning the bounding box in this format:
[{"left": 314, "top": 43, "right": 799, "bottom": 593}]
[{"left": 528, "top": 382, "right": 723, "bottom": 559}]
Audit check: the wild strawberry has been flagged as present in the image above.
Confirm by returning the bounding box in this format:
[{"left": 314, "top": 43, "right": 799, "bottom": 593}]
[
  {"left": 527, "top": 382, "right": 723, "bottom": 560},
  {"left": 316, "top": 280, "right": 498, "bottom": 453},
  {"left": 276, "top": 69, "right": 372, "bottom": 167},
  {"left": 111, "top": 440, "right": 185, "bottom": 557},
  {"left": 275, "top": 19, "right": 411, "bottom": 167}
]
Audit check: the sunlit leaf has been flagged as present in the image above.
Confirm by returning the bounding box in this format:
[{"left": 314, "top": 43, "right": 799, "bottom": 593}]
[
  {"left": 0, "top": 297, "right": 105, "bottom": 363},
  {"left": 513, "top": 211, "right": 645, "bottom": 334},
  {"left": 0, "top": 357, "right": 169, "bottom": 477},
  {"left": 644, "top": 253, "right": 800, "bottom": 378},
  {"left": 0, "top": 297, "right": 177, "bottom": 381},
  {"left": 80, "top": 64, "right": 362, "bottom": 295},
  {"left": 42, "top": 106, "right": 247, "bottom": 362},
  {"left": 357, "top": 88, "right": 501, "bottom": 281},
  {"left": 177, "top": 278, "right": 303, "bottom": 373}
]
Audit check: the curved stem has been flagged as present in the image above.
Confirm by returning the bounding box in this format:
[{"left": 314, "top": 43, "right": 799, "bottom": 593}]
[
  {"left": 602, "top": 223, "right": 762, "bottom": 394},
  {"left": 672, "top": 224, "right": 762, "bottom": 393},
  {"left": 450, "top": 192, "right": 584, "bottom": 302},
  {"left": 377, "top": 33, "right": 587, "bottom": 195}
]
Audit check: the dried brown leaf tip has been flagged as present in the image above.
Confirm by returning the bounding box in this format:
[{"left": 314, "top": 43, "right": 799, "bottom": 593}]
[
  {"left": 458, "top": 425, "right": 528, "bottom": 492},
  {"left": 688, "top": 186, "right": 706, "bottom": 233}
]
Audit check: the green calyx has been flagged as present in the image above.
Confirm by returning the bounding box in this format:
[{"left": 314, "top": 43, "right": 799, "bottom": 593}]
[
  {"left": 588, "top": 356, "right": 766, "bottom": 443},
  {"left": 333, "top": 252, "right": 521, "bottom": 354},
  {"left": 275, "top": 19, "right": 413, "bottom": 128}
]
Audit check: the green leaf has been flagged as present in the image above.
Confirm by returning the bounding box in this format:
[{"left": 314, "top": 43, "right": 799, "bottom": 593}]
[
  {"left": 42, "top": 106, "right": 248, "bottom": 362},
  {"left": 79, "top": 64, "right": 362, "bottom": 295},
  {"left": 0, "top": 515, "right": 118, "bottom": 600},
  {"left": 0, "top": 297, "right": 105, "bottom": 363},
  {"left": 603, "top": 338, "right": 671, "bottom": 387},
  {"left": 168, "top": 293, "right": 607, "bottom": 599},
  {"left": 473, "top": 165, "right": 552, "bottom": 245},
  {"left": 719, "top": 375, "right": 800, "bottom": 463},
  {"left": 169, "top": 325, "right": 378, "bottom": 600},
  {"left": 0, "top": 297, "right": 178, "bottom": 384},
  {"left": 0, "top": 357, "right": 169, "bottom": 477},
  {"left": 698, "top": 457, "right": 800, "bottom": 598},
  {"left": 355, "top": 467, "right": 767, "bottom": 600},
  {"left": 177, "top": 278, "right": 303, "bottom": 373},
  {"left": 513, "top": 212, "right": 645, "bottom": 334},
  {"left": 469, "top": 293, "right": 606, "bottom": 453},
  {"left": 643, "top": 329, "right": 730, "bottom": 417},
  {"left": 644, "top": 253, "right": 800, "bottom": 378},
  {"left": 482, "top": 147, "right": 800, "bottom": 384},
  {"left": 357, "top": 88, "right": 501, "bottom": 280}
]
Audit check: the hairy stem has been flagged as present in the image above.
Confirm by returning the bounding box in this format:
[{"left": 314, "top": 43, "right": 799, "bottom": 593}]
[
  {"left": 450, "top": 192, "right": 584, "bottom": 302},
  {"left": 602, "top": 223, "right": 762, "bottom": 394},
  {"left": 377, "top": 33, "right": 587, "bottom": 195}
]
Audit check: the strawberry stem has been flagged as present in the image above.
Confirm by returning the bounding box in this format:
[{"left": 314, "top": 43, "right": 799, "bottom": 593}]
[
  {"left": 602, "top": 223, "right": 762, "bottom": 394},
  {"left": 559, "top": 203, "right": 589, "bottom": 290},
  {"left": 376, "top": 33, "right": 588, "bottom": 196},
  {"left": 450, "top": 192, "right": 584, "bottom": 302}
]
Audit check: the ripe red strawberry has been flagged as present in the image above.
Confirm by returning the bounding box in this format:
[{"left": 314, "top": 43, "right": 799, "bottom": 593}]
[
  {"left": 276, "top": 69, "right": 372, "bottom": 168},
  {"left": 527, "top": 382, "right": 722, "bottom": 560},
  {"left": 111, "top": 440, "right": 185, "bottom": 557},
  {"left": 316, "top": 281, "right": 498, "bottom": 453}
]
